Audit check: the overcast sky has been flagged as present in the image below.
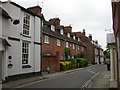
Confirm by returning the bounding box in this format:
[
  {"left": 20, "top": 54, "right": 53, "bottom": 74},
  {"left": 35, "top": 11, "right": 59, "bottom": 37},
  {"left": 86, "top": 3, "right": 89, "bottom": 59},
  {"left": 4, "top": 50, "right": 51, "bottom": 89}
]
[{"left": 2, "top": 0, "right": 113, "bottom": 50}]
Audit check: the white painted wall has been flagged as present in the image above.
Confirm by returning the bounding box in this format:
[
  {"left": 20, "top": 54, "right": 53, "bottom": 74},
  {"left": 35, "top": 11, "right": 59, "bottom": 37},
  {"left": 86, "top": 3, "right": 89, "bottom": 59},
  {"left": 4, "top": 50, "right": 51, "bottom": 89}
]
[{"left": 1, "top": 2, "right": 42, "bottom": 80}]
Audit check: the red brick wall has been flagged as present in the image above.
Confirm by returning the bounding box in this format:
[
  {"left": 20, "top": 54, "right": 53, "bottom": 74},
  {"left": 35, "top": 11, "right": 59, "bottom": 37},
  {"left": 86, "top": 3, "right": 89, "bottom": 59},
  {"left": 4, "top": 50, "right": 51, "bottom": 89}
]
[
  {"left": 42, "top": 34, "right": 64, "bottom": 56},
  {"left": 42, "top": 33, "right": 65, "bottom": 71},
  {"left": 75, "top": 32, "right": 95, "bottom": 63},
  {"left": 42, "top": 53, "right": 60, "bottom": 71}
]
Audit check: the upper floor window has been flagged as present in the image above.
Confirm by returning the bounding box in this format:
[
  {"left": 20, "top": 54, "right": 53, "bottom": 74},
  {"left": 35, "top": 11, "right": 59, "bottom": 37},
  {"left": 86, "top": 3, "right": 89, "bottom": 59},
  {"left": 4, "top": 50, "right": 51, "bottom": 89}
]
[
  {"left": 22, "top": 41, "right": 30, "bottom": 65},
  {"left": 67, "top": 33, "right": 70, "bottom": 38},
  {"left": 73, "top": 36, "right": 75, "bottom": 40},
  {"left": 78, "top": 45, "right": 80, "bottom": 50},
  {"left": 51, "top": 25, "right": 55, "bottom": 31},
  {"left": 23, "top": 13, "right": 30, "bottom": 35},
  {"left": 57, "top": 39, "right": 61, "bottom": 46},
  {"left": 60, "top": 29, "right": 63, "bottom": 35},
  {"left": 66, "top": 42, "right": 69, "bottom": 48},
  {"left": 82, "top": 47, "right": 84, "bottom": 51},
  {"left": 73, "top": 44, "right": 75, "bottom": 49},
  {"left": 44, "top": 35, "right": 50, "bottom": 44},
  {"left": 78, "top": 37, "right": 80, "bottom": 41}
]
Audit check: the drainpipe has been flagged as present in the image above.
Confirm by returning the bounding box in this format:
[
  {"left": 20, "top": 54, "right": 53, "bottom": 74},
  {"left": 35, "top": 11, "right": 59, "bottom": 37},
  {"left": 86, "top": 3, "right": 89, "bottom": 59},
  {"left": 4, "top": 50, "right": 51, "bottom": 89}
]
[{"left": 40, "top": 18, "right": 43, "bottom": 75}]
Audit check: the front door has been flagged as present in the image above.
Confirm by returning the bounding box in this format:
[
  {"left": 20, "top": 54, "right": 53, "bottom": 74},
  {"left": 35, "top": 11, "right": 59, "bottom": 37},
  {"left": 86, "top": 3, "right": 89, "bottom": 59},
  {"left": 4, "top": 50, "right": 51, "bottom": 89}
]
[{"left": 0, "top": 51, "right": 5, "bottom": 81}]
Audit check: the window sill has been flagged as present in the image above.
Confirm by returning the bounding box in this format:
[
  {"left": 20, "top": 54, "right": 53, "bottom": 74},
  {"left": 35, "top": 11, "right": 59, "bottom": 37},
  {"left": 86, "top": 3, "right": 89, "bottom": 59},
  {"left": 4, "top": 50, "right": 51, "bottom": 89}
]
[
  {"left": 21, "top": 34, "right": 31, "bottom": 38},
  {"left": 57, "top": 45, "right": 61, "bottom": 47},
  {"left": 44, "top": 42, "right": 50, "bottom": 45},
  {"left": 22, "top": 65, "right": 31, "bottom": 68}
]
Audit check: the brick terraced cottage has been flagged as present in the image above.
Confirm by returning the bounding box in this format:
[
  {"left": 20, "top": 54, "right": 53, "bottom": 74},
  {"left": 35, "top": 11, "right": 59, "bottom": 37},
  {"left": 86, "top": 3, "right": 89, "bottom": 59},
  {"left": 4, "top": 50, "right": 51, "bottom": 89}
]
[{"left": 42, "top": 18, "right": 86, "bottom": 72}]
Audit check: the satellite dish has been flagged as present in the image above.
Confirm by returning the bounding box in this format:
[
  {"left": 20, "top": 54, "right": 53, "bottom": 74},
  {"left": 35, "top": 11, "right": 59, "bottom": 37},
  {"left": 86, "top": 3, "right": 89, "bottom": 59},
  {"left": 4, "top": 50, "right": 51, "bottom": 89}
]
[{"left": 13, "top": 19, "right": 20, "bottom": 25}]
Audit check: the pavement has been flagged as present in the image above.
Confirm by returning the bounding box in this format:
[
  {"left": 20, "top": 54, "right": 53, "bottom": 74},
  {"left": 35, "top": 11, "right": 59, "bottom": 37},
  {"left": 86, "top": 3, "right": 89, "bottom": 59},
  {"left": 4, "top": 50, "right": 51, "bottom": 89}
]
[
  {"left": 2, "top": 64, "right": 111, "bottom": 89},
  {"left": 87, "top": 66, "right": 111, "bottom": 89}
]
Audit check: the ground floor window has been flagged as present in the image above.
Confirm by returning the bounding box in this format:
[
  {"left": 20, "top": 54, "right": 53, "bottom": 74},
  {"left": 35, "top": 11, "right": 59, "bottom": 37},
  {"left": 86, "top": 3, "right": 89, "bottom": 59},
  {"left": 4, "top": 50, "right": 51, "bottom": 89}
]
[
  {"left": 22, "top": 41, "right": 30, "bottom": 65},
  {"left": 61, "top": 55, "right": 63, "bottom": 60}
]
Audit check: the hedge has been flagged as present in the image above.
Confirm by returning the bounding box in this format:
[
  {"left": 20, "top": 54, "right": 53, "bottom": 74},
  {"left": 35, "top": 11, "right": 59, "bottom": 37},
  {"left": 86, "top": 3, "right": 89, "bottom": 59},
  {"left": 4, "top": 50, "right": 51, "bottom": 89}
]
[{"left": 60, "top": 58, "right": 88, "bottom": 71}]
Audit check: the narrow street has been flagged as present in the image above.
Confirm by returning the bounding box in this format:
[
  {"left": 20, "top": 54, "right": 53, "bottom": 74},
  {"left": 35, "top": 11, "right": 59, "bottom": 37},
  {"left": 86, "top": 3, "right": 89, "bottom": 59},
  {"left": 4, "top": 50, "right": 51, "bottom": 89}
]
[{"left": 17, "top": 64, "right": 106, "bottom": 88}]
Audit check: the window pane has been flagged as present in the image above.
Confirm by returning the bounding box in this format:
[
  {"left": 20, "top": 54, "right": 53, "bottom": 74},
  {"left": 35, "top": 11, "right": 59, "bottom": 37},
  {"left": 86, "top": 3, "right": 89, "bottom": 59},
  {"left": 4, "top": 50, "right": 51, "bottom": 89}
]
[{"left": 23, "top": 13, "right": 30, "bottom": 35}]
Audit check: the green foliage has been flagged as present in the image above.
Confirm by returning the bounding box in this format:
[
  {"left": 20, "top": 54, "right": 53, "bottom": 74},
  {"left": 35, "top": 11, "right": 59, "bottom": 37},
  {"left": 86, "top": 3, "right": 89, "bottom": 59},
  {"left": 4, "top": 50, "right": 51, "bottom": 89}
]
[
  {"left": 76, "top": 58, "right": 88, "bottom": 68},
  {"left": 64, "top": 48, "right": 71, "bottom": 59},
  {"left": 60, "top": 58, "right": 88, "bottom": 71},
  {"left": 74, "top": 53, "right": 84, "bottom": 59},
  {"left": 80, "top": 53, "right": 84, "bottom": 58},
  {"left": 104, "top": 49, "right": 110, "bottom": 58}
]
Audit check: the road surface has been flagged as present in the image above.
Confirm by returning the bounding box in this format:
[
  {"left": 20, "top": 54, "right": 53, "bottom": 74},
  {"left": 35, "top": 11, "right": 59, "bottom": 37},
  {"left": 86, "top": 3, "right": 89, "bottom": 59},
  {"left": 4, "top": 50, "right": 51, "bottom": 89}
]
[{"left": 20, "top": 64, "right": 106, "bottom": 88}]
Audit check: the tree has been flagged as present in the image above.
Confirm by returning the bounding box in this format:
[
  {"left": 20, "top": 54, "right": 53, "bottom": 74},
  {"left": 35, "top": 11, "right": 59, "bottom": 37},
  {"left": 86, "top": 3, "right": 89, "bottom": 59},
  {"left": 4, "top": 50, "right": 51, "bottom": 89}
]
[
  {"left": 64, "top": 48, "right": 71, "bottom": 59},
  {"left": 104, "top": 48, "right": 110, "bottom": 58}
]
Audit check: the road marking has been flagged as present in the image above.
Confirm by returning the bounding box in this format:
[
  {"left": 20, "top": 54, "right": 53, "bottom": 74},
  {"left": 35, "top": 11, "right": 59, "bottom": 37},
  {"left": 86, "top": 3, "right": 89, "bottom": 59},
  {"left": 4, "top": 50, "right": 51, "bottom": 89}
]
[{"left": 81, "top": 69, "right": 104, "bottom": 89}]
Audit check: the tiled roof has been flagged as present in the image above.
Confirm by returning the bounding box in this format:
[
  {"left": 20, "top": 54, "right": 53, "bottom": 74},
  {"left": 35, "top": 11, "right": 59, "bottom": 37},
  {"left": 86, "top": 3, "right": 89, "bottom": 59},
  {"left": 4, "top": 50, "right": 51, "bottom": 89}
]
[
  {"left": 0, "top": 7, "right": 11, "bottom": 19},
  {"left": 43, "top": 21, "right": 86, "bottom": 47}
]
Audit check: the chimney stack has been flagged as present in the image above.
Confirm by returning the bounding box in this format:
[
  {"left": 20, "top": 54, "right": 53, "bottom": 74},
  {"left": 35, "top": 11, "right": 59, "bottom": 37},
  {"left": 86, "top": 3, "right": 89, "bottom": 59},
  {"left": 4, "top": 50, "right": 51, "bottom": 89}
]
[
  {"left": 64, "top": 25, "right": 72, "bottom": 32},
  {"left": 89, "top": 34, "right": 92, "bottom": 40},
  {"left": 27, "top": 6, "right": 42, "bottom": 16},
  {"left": 83, "top": 29, "right": 85, "bottom": 35},
  {"left": 49, "top": 18, "right": 60, "bottom": 27}
]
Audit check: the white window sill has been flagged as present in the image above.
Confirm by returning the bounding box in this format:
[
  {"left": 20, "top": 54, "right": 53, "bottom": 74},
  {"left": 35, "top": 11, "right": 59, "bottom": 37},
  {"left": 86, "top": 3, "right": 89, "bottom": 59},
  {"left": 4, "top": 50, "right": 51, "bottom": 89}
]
[
  {"left": 44, "top": 42, "right": 50, "bottom": 44},
  {"left": 21, "top": 34, "right": 31, "bottom": 38}
]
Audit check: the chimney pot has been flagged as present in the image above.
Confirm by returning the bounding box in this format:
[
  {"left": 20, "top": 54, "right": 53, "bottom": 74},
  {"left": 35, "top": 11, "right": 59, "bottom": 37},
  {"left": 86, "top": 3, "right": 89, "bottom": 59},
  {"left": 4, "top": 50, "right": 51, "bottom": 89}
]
[
  {"left": 83, "top": 29, "right": 85, "bottom": 35},
  {"left": 89, "top": 34, "right": 92, "bottom": 40}
]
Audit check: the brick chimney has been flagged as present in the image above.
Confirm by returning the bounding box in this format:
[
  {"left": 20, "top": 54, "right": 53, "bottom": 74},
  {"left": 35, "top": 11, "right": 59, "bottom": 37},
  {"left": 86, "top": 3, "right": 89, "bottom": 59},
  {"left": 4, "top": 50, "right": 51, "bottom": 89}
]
[
  {"left": 83, "top": 29, "right": 85, "bottom": 35},
  {"left": 27, "top": 6, "right": 42, "bottom": 16},
  {"left": 89, "top": 34, "right": 92, "bottom": 40},
  {"left": 49, "top": 18, "right": 60, "bottom": 27},
  {"left": 64, "top": 25, "right": 72, "bottom": 32}
]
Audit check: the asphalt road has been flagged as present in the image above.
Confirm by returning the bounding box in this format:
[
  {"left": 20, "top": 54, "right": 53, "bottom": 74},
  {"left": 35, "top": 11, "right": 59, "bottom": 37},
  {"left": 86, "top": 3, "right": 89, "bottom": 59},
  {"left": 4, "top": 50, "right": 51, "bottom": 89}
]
[{"left": 22, "top": 64, "right": 106, "bottom": 88}]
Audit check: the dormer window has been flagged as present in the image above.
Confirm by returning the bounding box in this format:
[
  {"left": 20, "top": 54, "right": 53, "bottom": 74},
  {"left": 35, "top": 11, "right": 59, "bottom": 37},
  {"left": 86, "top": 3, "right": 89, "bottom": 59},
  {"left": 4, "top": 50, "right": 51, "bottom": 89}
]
[
  {"left": 51, "top": 25, "right": 55, "bottom": 31},
  {"left": 60, "top": 29, "right": 63, "bottom": 35},
  {"left": 78, "top": 37, "right": 80, "bottom": 41},
  {"left": 73, "top": 36, "right": 75, "bottom": 40},
  {"left": 67, "top": 33, "right": 70, "bottom": 38}
]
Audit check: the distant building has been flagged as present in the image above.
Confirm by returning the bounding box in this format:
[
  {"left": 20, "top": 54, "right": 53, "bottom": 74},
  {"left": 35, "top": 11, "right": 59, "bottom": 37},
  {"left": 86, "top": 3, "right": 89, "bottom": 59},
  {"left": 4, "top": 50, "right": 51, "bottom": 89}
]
[
  {"left": 0, "top": 1, "right": 42, "bottom": 81},
  {"left": 75, "top": 31, "right": 104, "bottom": 64},
  {"left": 75, "top": 31, "right": 95, "bottom": 64},
  {"left": 93, "top": 40, "right": 104, "bottom": 64}
]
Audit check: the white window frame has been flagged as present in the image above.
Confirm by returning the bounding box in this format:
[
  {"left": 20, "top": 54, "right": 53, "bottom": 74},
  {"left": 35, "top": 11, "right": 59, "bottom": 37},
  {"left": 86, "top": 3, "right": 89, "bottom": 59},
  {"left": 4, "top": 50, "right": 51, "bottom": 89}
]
[
  {"left": 78, "top": 38, "right": 80, "bottom": 41},
  {"left": 72, "top": 56, "right": 74, "bottom": 59},
  {"left": 73, "top": 36, "right": 75, "bottom": 40},
  {"left": 60, "top": 29, "right": 63, "bottom": 35},
  {"left": 57, "top": 39, "right": 61, "bottom": 46},
  {"left": 66, "top": 42, "right": 69, "bottom": 48},
  {"left": 51, "top": 25, "right": 55, "bottom": 31},
  {"left": 44, "top": 35, "right": 50, "bottom": 44},
  {"left": 73, "top": 44, "right": 75, "bottom": 49},
  {"left": 78, "top": 45, "right": 80, "bottom": 50},
  {"left": 22, "top": 41, "right": 30, "bottom": 65},
  {"left": 67, "top": 33, "right": 70, "bottom": 38},
  {"left": 82, "top": 47, "right": 84, "bottom": 51},
  {"left": 23, "top": 12, "right": 30, "bottom": 36}
]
